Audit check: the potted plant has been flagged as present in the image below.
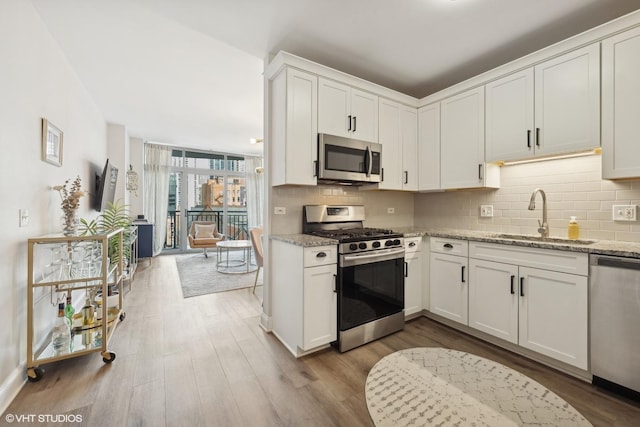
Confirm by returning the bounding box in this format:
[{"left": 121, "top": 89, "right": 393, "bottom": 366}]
[{"left": 79, "top": 200, "right": 133, "bottom": 267}]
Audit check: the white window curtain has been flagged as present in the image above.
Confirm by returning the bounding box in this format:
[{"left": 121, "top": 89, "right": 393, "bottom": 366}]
[
  {"left": 245, "top": 156, "right": 264, "bottom": 229},
  {"left": 143, "top": 143, "right": 172, "bottom": 255}
]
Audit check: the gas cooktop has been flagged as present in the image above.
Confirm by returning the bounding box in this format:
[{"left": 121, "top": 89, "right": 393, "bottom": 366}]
[{"left": 308, "top": 227, "right": 401, "bottom": 243}]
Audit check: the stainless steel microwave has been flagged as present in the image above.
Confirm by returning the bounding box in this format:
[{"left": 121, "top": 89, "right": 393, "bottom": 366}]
[{"left": 317, "top": 133, "right": 382, "bottom": 184}]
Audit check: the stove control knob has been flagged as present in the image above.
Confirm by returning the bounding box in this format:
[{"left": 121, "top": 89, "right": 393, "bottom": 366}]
[
  {"left": 393, "top": 239, "right": 401, "bottom": 246},
  {"left": 358, "top": 242, "right": 367, "bottom": 250},
  {"left": 385, "top": 240, "right": 393, "bottom": 247},
  {"left": 349, "top": 243, "right": 358, "bottom": 251},
  {"left": 372, "top": 241, "right": 381, "bottom": 248}
]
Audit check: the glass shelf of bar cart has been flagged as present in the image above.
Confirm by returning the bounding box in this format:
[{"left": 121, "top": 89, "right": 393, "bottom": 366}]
[{"left": 26, "top": 228, "right": 126, "bottom": 382}]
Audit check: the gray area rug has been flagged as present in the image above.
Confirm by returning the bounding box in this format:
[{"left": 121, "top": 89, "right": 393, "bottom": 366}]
[
  {"left": 366, "top": 347, "right": 591, "bottom": 427},
  {"left": 175, "top": 252, "right": 262, "bottom": 298}
]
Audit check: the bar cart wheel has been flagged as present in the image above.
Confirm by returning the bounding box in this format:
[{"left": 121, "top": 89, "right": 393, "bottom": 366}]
[
  {"left": 119, "top": 312, "right": 126, "bottom": 321},
  {"left": 27, "top": 366, "right": 44, "bottom": 382},
  {"left": 102, "top": 351, "right": 116, "bottom": 364}
]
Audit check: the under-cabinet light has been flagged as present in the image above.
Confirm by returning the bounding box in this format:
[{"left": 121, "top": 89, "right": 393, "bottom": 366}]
[{"left": 498, "top": 147, "right": 601, "bottom": 166}]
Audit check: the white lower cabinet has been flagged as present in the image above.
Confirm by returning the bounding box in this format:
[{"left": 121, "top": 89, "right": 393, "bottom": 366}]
[
  {"left": 429, "top": 238, "right": 469, "bottom": 325},
  {"left": 468, "top": 259, "right": 519, "bottom": 344},
  {"left": 469, "top": 241, "right": 588, "bottom": 370},
  {"left": 272, "top": 241, "right": 337, "bottom": 356},
  {"left": 404, "top": 237, "right": 423, "bottom": 317},
  {"left": 518, "top": 266, "right": 588, "bottom": 369},
  {"left": 303, "top": 263, "right": 337, "bottom": 350}
]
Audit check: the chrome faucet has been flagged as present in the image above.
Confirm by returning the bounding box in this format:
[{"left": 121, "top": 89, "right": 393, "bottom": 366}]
[{"left": 528, "top": 188, "right": 549, "bottom": 238}]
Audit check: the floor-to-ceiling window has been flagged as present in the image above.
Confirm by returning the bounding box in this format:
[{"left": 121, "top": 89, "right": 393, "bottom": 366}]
[{"left": 164, "top": 149, "right": 247, "bottom": 252}]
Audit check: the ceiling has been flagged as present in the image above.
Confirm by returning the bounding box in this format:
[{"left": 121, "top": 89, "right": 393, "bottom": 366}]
[{"left": 31, "top": 0, "right": 640, "bottom": 156}]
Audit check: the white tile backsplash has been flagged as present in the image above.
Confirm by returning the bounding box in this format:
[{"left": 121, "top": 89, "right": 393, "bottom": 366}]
[
  {"left": 271, "top": 155, "right": 640, "bottom": 242},
  {"left": 271, "top": 185, "right": 414, "bottom": 234},
  {"left": 414, "top": 155, "right": 640, "bottom": 242}
]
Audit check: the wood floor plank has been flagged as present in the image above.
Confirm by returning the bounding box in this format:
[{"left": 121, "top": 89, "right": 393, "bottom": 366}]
[
  {"left": 127, "top": 378, "right": 167, "bottom": 427},
  {"left": 163, "top": 351, "right": 206, "bottom": 426},
  {"left": 4, "top": 253, "right": 640, "bottom": 427}
]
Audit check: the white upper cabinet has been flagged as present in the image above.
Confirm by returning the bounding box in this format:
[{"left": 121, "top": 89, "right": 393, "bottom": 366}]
[
  {"left": 377, "top": 98, "right": 418, "bottom": 191},
  {"left": 602, "top": 26, "right": 640, "bottom": 179},
  {"left": 486, "top": 69, "right": 535, "bottom": 162},
  {"left": 270, "top": 68, "right": 318, "bottom": 186},
  {"left": 378, "top": 98, "right": 402, "bottom": 190},
  {"left": 486, "top": 44, "right": 600, "bottom": 162},
  {"left": 400, "top": 107, "right": 418, "bottom": 191},
  {"left": 441, "top": 87, "right": 498, "bottom": 189},
  {"left": 418, "top": 103, "right": 441, "bottom": 191},
  {"left": 534, "top": 43, "right": 600, "bottom": 157},
  {"left": 318, "top": 77, "right": 378, "bottom": 143}
]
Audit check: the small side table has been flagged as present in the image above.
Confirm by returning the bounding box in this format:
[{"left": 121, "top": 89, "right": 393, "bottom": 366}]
[{"left": 216, "top": 240, "right": 256, "bottom": 274}]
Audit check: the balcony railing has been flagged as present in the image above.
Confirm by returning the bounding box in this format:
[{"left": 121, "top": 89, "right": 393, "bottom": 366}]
[{"left": 165, "top": 209, "right": 248, "bottom": 250}]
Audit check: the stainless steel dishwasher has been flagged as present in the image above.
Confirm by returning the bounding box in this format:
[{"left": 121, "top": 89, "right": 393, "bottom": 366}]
[{"left": 590, "top": 254, "right": 640, "bottom": 398}]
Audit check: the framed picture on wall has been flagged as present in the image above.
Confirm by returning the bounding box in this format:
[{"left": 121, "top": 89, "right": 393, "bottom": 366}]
[{"left": 42, "top": 118, "right": 63, "bottom": 167}]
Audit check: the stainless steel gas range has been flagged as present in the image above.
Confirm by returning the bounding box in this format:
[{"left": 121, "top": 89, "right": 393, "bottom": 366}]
[{"left": 303, "top": 205, "right": 405, "bottom": 352}]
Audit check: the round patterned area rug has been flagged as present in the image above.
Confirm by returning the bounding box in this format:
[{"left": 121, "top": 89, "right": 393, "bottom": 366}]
[{"left": 365, "top": 347, "right": 592, "bottom": 427}]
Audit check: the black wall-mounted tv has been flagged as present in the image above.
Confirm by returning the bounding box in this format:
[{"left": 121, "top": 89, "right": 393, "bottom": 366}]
[{"left": 94, "top": 159, "right": 119, "bottom": 212}]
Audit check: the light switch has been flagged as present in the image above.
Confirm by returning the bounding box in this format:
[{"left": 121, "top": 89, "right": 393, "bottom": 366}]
[{"left": 19, "top": 209, "right": 29, "bottom": 227}]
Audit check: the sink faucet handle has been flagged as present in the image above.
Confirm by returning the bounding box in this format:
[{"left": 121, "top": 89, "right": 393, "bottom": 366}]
[{"left": 538, "top": 219, "right": 542, "bottom": 228}]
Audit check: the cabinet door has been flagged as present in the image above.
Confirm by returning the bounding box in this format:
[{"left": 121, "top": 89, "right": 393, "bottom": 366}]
[
  {"left": 404, "top": 251, "right": 422, "bottom": 317},
  {"left": 534, "top": 43, "right": 600, "bottom": 156},
  {"left": 440, "top": 87, "right": 485, "bottom": 189},
  {"left": 418, "top": 103, "right": 441, "bottom": 191},
  {"left": 602, "top": 26, "right": 640, "bottom": 179},
  {"left": 350, "top": 88, "right": 378, "bottom": 142},
  {"left": 518, "top": 267, "right": 588, "bottom": 369},
  {"left": 378, "top": 98, "right": 402, "bottom": 190},
  {"left": 468, "top": 259, "right": 518, "bottom": 344},
  {"left": 400, "top": 106, "right": 418, "bottom": 191},
  {"left": 429, "top": 252, "right": 468, "bottom": 325},
  {"left": 303, "top": 263, "right": 337, "bottom": 350},
  {"left": 485, "top": 69, "right": 534, "bottom": 162},
  {"left": 318, "top": 78, "right": 351, "bottom": 138},
  {"left": 271, "top": 68, "right": 318, "bottom": 186}
]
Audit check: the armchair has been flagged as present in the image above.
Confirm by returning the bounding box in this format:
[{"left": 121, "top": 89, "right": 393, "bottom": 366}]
[{"left": 188, "top": 221, "right": 225, "bottom": 257}]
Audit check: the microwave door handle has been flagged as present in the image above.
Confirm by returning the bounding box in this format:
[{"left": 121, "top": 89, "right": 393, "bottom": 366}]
[{"left": 366, "top": 146, "right": 372, "bottom": 177}]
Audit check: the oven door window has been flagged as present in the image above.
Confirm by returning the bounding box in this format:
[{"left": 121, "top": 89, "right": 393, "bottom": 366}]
[{"left": 339, "top": 258, "right": 404, "bottom": 331}]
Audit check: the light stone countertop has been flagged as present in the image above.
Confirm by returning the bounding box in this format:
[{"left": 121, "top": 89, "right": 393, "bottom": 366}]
[
  {"left": 271, "top": 228, "right": 640, "bottom": 258},
  {"left": 270, "top": 234, "right": 339, "bottom": 247},
  {"left": 394, "top": 227, "right": 640, "bottom": 258}
]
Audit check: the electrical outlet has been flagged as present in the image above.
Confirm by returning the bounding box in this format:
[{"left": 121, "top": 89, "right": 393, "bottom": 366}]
[
  {"left": 480, "top": 205, "right": 494, "bottom": 218},
  {"left": 387, "top": 207, "right": 395, "bottom": 214},
  {"left": 612, "top": 205, "right": 637, "bottom": 221},
  {"left": 274, "top": 207, "right": 286, "bottom": 215}
]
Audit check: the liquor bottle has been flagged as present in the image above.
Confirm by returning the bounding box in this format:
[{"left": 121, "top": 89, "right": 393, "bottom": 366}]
[
  {"left": 82, "top": 297, "right": 95, "bottom": 327},
  {"left": 52, "top": 302, "right": 71, "bottom": 353},
  {"left": 64, "top": 293, "right": 75, "bottom": 322}
]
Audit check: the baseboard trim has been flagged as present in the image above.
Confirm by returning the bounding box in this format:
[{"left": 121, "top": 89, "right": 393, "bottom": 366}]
[
  {"left": 259, "top": 311, "right": 272, "bottom": 332},
  {"left": 421, "top": 311, "right": 591, "bottom": 382},
  {"left": 0, "top": 365, "right": 26, "bottom": 416}
]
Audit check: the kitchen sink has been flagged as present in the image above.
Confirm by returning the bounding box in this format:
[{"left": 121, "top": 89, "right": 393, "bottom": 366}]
[{"left": 490, "top": 233, "right": 597, "bottom": 245}]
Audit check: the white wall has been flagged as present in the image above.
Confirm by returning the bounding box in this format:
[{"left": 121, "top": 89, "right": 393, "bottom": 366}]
[
  {"left": 129, "top": 137, "right": 145, "bottom": 219},
  {"left": 0, "top": 0, "right": 107, "bottom": 413},
  {"left": 107, "top": 123, "right": 130, "bottom": 207}
]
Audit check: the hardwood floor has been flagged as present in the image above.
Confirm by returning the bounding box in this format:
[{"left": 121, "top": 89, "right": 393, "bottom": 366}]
[{"left": 4, "top": 255, "right": 640, "bottom": 426}]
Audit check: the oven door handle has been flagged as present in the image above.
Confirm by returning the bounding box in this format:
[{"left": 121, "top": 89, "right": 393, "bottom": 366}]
[{"left": 341, "top": 247, "right": 405, "bottom": 267}]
